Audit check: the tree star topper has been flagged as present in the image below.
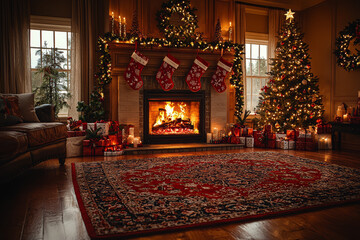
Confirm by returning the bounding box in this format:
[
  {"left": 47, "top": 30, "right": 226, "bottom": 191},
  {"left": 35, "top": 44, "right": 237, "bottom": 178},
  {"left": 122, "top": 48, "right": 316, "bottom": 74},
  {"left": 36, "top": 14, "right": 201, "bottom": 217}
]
[{"left": 285, "top": 9, "right": 295, "bottom": 21}]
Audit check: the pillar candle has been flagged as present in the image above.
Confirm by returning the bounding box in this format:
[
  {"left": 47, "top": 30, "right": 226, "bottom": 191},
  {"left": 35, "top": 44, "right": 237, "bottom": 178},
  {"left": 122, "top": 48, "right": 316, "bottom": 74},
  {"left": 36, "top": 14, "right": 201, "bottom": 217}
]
[
  {"left": 111, "top": 12, "right": 114, "bottom": 34},
  {"left": 123, "top": 17, "right": 126, "bottom": 38},
  {"left": 213, "top": 128, "right": 218, "bottom": 141},
  {"left": 119, "top": 16, "right": 122, "bottom": 37},
  {"left": 129, "top": 127, "right": 134, "bottom": 136}
]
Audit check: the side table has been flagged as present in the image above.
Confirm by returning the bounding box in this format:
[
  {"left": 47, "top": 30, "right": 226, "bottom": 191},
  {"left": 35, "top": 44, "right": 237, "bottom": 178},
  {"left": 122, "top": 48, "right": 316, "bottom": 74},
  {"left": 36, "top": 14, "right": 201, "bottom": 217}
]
[{"left": 330, "top": 122, "right": 360, "bottom": 150}]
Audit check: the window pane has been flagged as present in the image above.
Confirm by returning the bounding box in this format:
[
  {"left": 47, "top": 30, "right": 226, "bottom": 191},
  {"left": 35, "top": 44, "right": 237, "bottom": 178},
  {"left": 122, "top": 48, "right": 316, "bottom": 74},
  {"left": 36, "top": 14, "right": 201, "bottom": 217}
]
[
  {"left": 246, "top": 77, "right": 251, "bottom": 96},
  {"left": 259, "top": 60, "right": 267, "bottom": 76},
  {"left": 55, "top": 31, "right": 67, "bottom": 49},
  {"left": 251, "top": 60, "right": 259, "bottom": 75},
  {"left": 30, "top": 30, "right": 40, "bottom": 47},
  {"left": 246, "top": 95, "right": 252, "bottom": 110},
  {"left": 67, "top": 51, "right": 71, "bottom": 69},
  {"left": 253, "top": 78, "right": 263, "bottom": 95},
  {"left": 260, "top": 45, "right": 267, "bottom": 59},
  {"left": 31, "top": 48, "right": 41, "bottom": 68},
  {"left": 67, "top": 32, "right": 71, "bottom": 48},
  {"left": 57, "top": 50, "right": 67, "bottom": 69},
  {"left": 245, "top": 44, "right": 251, "bottom": 59},
  {"left": 245, "top": 59, "right": 251, "bottom": 76},
  {"left": 31, "top": 71, "right": 42, "bottom": 92},
  {"left": 42, "top": 30, "right": 54, "bottom": 48},
  {"left": 251, "top": 44, "right": 259, "bottom": 59},
  {"left": 252, "top": 95, "right": 260, "bottom": 111}
]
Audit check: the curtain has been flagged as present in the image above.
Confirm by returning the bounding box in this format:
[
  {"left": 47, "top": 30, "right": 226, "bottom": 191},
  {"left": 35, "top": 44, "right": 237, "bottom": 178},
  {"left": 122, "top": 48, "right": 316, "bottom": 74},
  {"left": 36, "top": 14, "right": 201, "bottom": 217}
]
[
  {"left": 0, "top": 0, "right": 31, "bottom": 94},
  {"left": 269, "top": 9, "right": 285, "bottom": 59},
  {"left": 69, "top": 0, "right": 109, "bottom": 118}
]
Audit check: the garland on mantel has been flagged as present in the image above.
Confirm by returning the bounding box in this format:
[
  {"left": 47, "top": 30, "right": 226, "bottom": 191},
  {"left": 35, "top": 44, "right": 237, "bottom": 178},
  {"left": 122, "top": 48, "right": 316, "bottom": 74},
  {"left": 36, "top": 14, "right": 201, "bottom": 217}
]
[{"left": 94, "top": 33, "right": 245, "bottom": 120}]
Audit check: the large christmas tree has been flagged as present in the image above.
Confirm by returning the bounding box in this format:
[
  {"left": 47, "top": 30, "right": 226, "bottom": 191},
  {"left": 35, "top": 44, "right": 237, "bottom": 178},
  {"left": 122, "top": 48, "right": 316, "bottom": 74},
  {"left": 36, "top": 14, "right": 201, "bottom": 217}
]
[{"left": 256, "top": 9, "right": 323, "bottom": 132}]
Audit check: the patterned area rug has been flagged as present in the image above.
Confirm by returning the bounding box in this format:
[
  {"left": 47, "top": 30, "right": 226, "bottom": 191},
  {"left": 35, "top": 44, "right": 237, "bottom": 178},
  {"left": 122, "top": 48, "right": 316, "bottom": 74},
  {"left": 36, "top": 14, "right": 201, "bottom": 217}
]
[{"left": 72, "top": 152, "right": 360, "bottom": 239}]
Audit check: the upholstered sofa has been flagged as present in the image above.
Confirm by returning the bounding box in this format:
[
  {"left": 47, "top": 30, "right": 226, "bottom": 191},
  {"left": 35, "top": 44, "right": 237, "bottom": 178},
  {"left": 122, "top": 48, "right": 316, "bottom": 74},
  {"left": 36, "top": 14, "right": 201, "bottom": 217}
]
[{"left": 0, "top": 97, "right": 67, "bottom": 184}]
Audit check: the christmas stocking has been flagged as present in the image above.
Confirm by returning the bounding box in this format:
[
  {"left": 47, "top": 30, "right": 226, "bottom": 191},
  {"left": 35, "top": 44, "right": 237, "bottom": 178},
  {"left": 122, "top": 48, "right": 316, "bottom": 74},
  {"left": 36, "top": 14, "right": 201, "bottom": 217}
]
[
  {"left": 156, "top": 54, "right": 180, "bottom": 91},
  {"left": 211, "top": 57, "right": 233, "bottom": 93},
  {"left": 124, "top": 50, "right": 149, "bottom": 90},
  {"left": 186, "top": 56, "right": 209, "bottom": 92}
]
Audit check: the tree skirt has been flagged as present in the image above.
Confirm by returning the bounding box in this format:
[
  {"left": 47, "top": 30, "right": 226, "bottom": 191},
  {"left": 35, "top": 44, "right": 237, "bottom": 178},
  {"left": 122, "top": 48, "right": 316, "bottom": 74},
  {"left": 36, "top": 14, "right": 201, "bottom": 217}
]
[{"left": 72, "top": 152, "right": 360, "bottom": 239}]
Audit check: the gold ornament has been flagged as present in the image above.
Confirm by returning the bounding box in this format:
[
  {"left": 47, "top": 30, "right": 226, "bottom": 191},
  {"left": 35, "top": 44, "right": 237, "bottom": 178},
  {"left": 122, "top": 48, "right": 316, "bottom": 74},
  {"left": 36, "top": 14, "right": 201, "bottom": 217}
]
[
  {"left": 275, "top": 122, "right": 281, "bottom": 129},
  {"left": 302, "top": 80, "right": 307, "bottom": 85}
]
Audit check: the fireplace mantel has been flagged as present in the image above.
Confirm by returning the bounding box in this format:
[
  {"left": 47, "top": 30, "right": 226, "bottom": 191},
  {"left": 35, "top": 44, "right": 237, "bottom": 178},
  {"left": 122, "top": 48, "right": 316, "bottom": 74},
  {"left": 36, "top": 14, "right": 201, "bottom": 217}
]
[{"left": 108, "top": 42, "right": 234, "bottom": 77}]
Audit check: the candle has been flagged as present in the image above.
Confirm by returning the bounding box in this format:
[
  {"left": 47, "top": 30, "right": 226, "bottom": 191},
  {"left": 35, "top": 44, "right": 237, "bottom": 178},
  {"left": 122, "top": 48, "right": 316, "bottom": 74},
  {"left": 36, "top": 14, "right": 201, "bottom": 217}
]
[
  {"left": 343, "top": 114, "right": 349, "bottom": 122},
  {"left": 111, "top": 12, "right": 114, "bottom": 34},
  {"left": 213, "top": 128, "right": 219, "bottom": 141},
  {"left": 133, "top": 137, "right": 139, "bottom": 148},
  {"left": 123, "top": 17, "right": 126, "bottom": 38},
  {"left": 129, "top": 127, "right": 134, "bottom": 136},
  {"left": 119, "top": 16, "right": 122, "bottom": 37},
  {"left": 207, "top": 133, "right": 212, "bottom": 143},
  {"left": 229, "top": 21, "right": 232, "bottom": 41},
  {"left": 127, "top": 134, "right": 134, "bottom": 144}
]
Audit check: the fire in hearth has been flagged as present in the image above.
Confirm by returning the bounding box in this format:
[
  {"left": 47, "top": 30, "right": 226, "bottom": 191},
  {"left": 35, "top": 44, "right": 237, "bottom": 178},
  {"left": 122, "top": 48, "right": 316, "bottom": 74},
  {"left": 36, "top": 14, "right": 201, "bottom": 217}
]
[{"left": 149, "top": 101, "right": 200, "bottom": 135}]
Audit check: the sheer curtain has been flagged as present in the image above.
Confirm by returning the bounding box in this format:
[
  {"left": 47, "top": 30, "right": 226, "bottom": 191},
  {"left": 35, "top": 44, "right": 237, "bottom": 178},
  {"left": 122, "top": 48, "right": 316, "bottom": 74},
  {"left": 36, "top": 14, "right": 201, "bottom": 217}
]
[
  {"left": 69, "top": 0, "right": 109, "bottom": 118},
  {"left": 0, "top": 0, "right": 31, "bottom": 94}
]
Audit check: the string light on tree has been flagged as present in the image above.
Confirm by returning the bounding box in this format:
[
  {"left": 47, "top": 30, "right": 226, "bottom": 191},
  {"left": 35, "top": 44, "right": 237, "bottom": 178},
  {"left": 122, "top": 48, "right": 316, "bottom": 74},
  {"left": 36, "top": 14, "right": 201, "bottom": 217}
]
[{"left": 256, "top": 9, "right": 324, "bottom": 132}]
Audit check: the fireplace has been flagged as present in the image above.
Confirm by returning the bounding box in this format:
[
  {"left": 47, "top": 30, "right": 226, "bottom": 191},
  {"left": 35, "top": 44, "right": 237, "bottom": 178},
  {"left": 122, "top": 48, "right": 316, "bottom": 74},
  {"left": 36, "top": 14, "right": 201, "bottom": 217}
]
[{"left": 144, "top": 90, "right": 205, "bottom": 144}]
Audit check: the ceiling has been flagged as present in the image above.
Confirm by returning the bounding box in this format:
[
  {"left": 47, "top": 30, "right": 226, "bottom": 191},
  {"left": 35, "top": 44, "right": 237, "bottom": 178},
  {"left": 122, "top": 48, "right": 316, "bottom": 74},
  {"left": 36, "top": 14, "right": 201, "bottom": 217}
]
[{"left": 238, "top": 0, "right": 327, "bottom": 11}]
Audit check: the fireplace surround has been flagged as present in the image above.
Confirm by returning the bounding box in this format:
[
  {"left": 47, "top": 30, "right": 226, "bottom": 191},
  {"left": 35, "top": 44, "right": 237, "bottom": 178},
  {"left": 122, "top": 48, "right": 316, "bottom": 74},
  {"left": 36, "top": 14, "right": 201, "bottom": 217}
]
[{"left": 143, "top": 90, "right": 206, "bottom": 144}]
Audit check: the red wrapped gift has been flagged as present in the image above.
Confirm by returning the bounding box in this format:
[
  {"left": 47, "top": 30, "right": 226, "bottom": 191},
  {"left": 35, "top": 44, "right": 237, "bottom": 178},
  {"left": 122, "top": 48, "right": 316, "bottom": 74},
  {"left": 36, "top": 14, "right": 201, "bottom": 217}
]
[
  {"left": 286, "top": 130, "right": 299, "bottom": 140},
  {"left": 230, "top": 136, "right": 241, "bottom": 144},
  {"left": 83, "top": 146, "right": 92, "bottom": 156},
  {"left": 264, "top": 124, "right": 272, "bottom": 133},
  {"left": 247, "top": 128, "right": 253, "bottom": 136},
  {"left": 83, "top": 140, "right": 90, "bottom": 146},
  {"left": 75, "top": 130, "right": 86, "bottom": 136},
  {"left": 67, "top": 131, "right": 76, "bottom": 138},
  {"left": 254, "top": 131, "right": 266, "bottom": 148},
  {"left": 94, "top": 146, "right": 104, "bottom": 156}
]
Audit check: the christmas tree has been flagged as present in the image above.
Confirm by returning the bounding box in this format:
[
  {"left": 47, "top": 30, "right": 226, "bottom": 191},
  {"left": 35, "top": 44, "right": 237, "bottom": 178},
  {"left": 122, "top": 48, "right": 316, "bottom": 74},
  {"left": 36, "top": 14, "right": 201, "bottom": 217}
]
[
  {"left": 34, "top": 45, "right": 71, "bottom": 118},
  {"left": 213, "top": 18, "right": 223, "bottom": 42},
  {"left": 129, "top": 10, "right": 141, "bottom": 38},
  {"left": 256, "top": 9, "right": 323, "bottom": 132}
]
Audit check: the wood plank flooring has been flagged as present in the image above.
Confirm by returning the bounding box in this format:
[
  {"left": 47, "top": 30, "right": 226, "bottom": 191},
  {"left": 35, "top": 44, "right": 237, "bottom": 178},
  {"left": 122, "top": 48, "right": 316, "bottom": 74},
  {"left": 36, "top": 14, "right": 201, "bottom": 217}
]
[{"left": 1, "top": 148, "right": 360, "bottom": 240}]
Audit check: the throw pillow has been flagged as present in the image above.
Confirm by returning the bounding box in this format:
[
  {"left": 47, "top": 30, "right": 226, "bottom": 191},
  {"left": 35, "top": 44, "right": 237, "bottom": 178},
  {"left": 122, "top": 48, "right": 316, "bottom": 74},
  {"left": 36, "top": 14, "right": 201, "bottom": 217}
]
[
  {"left": 0, "top": 96, "right": 24, "bottom": 126},
  {"left": 1, "top": 93, "right": 40, "bottom": 122}
]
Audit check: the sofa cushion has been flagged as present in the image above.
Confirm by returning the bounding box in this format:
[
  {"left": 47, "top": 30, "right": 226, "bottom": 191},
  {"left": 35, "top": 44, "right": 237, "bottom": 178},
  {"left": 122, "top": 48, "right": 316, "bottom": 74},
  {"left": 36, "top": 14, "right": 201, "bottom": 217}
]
[
  {"left": 0, "top": 122, "right": 67, "bottom": 147},
  {"left": 0, "top": 96, "right": 24, "bottom": 126},
  {"left": 1, "top": 93, "right": 40, "bottom": 122},
  {"left": 0, "top": 131, "right": 28, "bottom": 165}
]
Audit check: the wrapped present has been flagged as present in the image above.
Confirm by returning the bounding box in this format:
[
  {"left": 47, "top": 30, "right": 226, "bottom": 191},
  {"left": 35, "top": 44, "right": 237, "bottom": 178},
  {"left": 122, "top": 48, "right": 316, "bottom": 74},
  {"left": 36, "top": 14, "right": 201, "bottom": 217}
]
[
  {"left": 231, "top": 125, "right": 247, "bottom": 137},
  {"left": 96, "top": 122, "right": 110, "bottom": 136},
  {"left": 245, "top": 137, "right": 254, "bottom": 147},
  {"left": 286, "top": 130, "right": 299, "bottom": 140},
  {"left": 275, "top": 133, "right": 286, "bottom": 140},
  {"left": 276, "top": 139, "right": 295, "bottom": 149},
  {"left": 240, "top": 137, "right": 246, "bottom": 145},
  {"left": 254, "top": 131, "right": 266, "bottom": 148},
  {"left": 76, "top": 130, "right": 86, "bottom": 137},
  {"left": 264, "top": 124, "right": 272, "bottom": 133},
  {"left": 247, "top": 128, "right": 253, "bottom": 136},
  {"left": 230, "top": 136, "right": 241, "bottom": 144},
  {"left": 67, "top": 131, "right": 77, "bottom": 138}
]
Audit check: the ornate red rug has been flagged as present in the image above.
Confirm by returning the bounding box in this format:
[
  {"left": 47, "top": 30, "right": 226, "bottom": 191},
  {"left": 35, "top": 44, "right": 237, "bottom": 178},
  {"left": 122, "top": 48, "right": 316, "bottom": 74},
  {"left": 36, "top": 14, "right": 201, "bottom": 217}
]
[{"left": 72, "top": 152, "right": 360, "bottom": 239}]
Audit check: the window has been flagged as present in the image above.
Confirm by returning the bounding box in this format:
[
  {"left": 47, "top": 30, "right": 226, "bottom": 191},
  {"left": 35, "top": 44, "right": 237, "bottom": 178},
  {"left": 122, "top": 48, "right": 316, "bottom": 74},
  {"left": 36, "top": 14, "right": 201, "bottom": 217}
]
[
  {"left": 30, "top": 16, "right": 71, "bottom": 117},
  {"left": 245, "top": 42, "right": 269, "bottom": 113}
]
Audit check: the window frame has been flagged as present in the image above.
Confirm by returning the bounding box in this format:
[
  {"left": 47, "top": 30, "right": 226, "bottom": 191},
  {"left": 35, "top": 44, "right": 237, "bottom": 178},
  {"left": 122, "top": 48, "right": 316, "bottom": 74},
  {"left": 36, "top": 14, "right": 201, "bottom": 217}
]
[
  {"left": 30, "top": 16, "right": 71, "bottom": 118},
  {"left": 244, "top": 38, "right": 270, "bottom": 114}
]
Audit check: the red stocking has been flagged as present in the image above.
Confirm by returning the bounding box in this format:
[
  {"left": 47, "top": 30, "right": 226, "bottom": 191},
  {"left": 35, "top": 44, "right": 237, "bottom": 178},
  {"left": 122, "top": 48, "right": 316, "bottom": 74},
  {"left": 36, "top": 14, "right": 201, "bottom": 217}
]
[
  {"left": 186, "top": 56, "right": 209, "bottom": 92},
  {"left": 211, "top": 57, "right": 233, "bottom": 93},
  {"left": 156, "top": 54, "right": 180, "bottom": 91},
  {"left": 124, "top": 50, "right": 149, "bottom": 90}
]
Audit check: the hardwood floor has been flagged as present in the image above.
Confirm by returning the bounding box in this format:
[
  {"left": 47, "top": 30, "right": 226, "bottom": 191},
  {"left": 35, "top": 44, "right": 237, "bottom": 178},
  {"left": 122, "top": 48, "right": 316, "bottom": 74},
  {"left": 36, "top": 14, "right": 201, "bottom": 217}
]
[{"left": 1, "top": 148, "right": 360, "bottom": 240}]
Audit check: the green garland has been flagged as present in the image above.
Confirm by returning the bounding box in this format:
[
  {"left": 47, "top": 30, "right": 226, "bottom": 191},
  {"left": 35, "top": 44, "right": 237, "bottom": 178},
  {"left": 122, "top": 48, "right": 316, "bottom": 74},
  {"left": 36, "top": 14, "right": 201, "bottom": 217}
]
[
  {"left": 94, "top": 33, "right": 245, "bottom": 120},
  {"left": 334, "top": 19, "right": 360, "bottom": 71},
  {"left": 156, "top": 0, "right": 200, "bottom": 42}
]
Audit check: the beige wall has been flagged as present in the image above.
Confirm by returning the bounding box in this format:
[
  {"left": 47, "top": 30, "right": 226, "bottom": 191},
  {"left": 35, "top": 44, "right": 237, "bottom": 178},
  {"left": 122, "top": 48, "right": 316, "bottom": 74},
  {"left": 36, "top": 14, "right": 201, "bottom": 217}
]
[
  {"left": 301, "top": 0, "right": 360, "bottom": 120},
  {"left": 301, "top": 0, "right": 360, "bottom": 150}
]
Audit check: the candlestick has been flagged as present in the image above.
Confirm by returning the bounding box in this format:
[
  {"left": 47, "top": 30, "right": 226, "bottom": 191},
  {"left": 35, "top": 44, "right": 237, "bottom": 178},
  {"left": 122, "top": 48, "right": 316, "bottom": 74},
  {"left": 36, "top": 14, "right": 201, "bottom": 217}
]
[
  {"left": 111, "top": 12, "right": 114, "bottom": 34},
  {"left": 229, "top": 22, "right": 232, "bottom": 42},
  {"left": 123, "top": 17, "right": 126, "bottom": 38},
  {"left": 119, "top": 16, "right": 122, "bottom": 37}
]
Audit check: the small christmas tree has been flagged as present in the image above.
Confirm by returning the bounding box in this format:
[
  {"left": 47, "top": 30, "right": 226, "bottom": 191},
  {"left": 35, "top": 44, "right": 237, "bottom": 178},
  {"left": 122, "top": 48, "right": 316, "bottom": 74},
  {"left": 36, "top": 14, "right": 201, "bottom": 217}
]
[
  {"left": 256, "top": 9, "right": 323, "bottom": 132},
  {"left": 129, "top": 10, "right": 141, "bottom": 38},
  {"left": 34, "top": 45, "right": 71, "bottom": 118},
  {"left": 213, "top": 18, "right": 223, "bottom": 42}
]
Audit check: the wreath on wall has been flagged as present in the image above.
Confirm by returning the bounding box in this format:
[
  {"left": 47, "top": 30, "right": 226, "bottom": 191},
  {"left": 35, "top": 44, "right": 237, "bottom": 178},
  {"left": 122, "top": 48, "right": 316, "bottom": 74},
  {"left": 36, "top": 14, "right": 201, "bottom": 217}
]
[
  {"left": 156, "top": 0, "right": 200, "bottom": 41},
  {"left": 334, "top": 19, "right": 360, "bottom": 71}
]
